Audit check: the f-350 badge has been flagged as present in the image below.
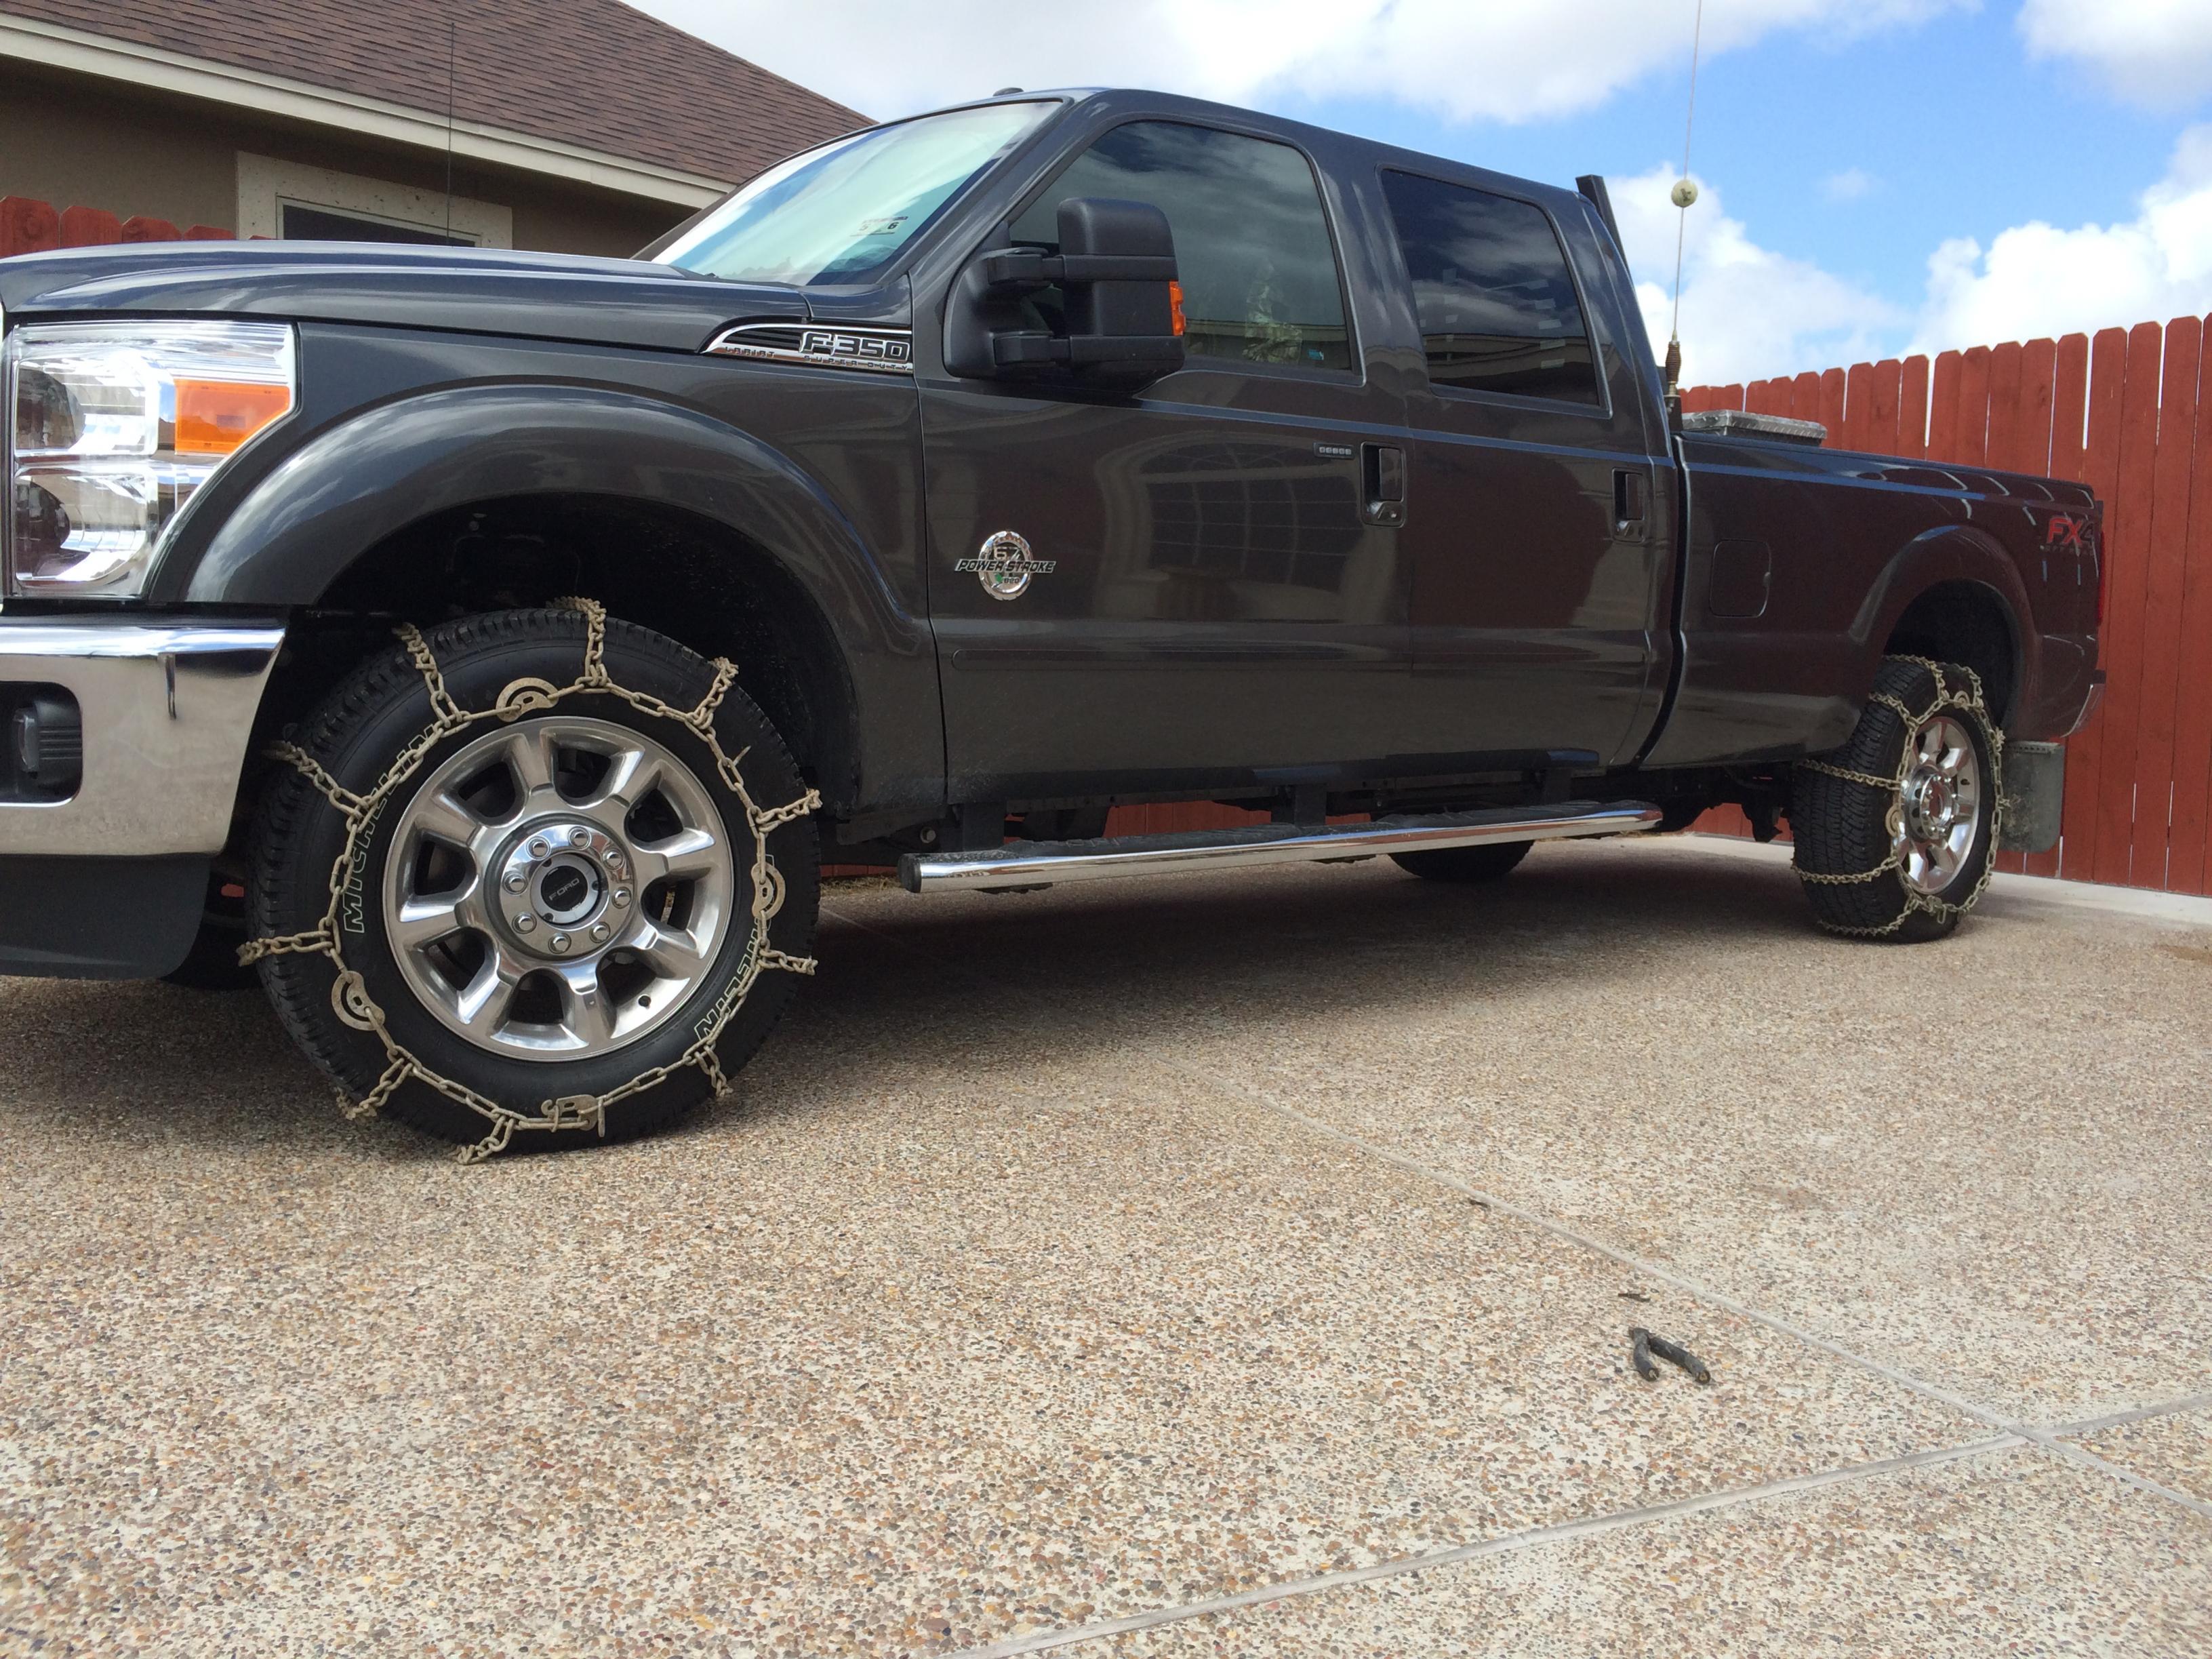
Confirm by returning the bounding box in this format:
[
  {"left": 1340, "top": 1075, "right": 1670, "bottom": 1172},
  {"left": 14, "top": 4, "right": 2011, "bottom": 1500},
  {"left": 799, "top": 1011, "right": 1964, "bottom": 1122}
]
[{"left": 957, "top": 529, "right": 1056, "bottom": 601}]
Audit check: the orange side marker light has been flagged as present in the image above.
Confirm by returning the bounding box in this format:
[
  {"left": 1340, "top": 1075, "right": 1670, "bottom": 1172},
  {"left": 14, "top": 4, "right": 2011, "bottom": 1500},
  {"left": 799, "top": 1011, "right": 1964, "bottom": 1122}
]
[{"left": 175, "top": 380, "right": 292, "bottom": 456}]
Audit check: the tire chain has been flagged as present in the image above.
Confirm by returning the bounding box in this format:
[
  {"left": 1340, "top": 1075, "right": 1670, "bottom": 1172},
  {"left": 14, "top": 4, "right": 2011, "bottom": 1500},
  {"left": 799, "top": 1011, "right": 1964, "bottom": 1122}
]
[
  {"left": 1790, "top": 656, "right": 2007, "bottom": 939},
  {"left": 241, "top": 599, "right": 820, "bottom": 1162}
]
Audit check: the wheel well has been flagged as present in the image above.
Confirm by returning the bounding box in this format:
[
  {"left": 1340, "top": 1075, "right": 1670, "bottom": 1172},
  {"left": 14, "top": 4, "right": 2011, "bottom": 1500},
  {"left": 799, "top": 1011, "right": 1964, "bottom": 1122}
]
[
  {"left": 284, "top": 494, "right": 859, "bottom": 809},
  {"left": 1883, "top": 582, "right": 2017, "bottom": 726}
]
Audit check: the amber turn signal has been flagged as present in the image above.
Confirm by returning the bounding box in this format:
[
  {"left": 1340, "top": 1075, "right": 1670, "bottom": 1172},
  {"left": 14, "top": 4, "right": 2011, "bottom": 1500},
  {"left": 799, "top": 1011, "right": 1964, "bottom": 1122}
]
[
  {"left": 174, "top": 379, "right": 293, "bottom": 456},
  {"left": 1168, "top": 279, "right": 1186, "bottom": 338}
]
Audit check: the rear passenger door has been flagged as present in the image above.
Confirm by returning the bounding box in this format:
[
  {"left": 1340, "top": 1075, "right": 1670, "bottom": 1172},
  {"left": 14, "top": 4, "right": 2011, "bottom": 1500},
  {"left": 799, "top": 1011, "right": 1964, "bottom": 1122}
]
[
  {"left": 917, "top": 119, "right": 1411, "bottom": 804},
  {"left": 1379, "top": 170, "right": 1670, "bottom": 767}
]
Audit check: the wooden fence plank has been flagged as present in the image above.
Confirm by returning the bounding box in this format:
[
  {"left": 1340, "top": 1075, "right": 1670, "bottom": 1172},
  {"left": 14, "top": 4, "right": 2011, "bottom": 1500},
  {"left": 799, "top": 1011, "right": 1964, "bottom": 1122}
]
[
  {"left": 1818, "top": 367, "right": 1847, "bottom": 442},
  {"left": 1927, "top": 351, "right": 1965, "bottom": 460},
  {"left": 0, "top": 196, "right": 60, "bottom": 257},
  {"left": 1988, "top": 338, "right": 2051, "bottom": 873},
  {"left": 1791, "top": 370, "right": 1823, "bottom": 422},
  {"left": 2166, "top": 313, "right": 2212, "bottom": 895},
  {"left": 57, "top": 206, "right": 121, "bottom": 246},
  {"left": 1842, "top": 363, "right": 1875, "bottom": 451},
  {"left": 2123, "top": 316, "right": 2200, "bottom": 887},
  {"left": 1867, "top": 359, "right": 1904, "bottom": 454},
  {"left": 1954, "top": 346, "right": 1992, "bottom": 464},
  {"left": 1985, "top": 342, "right": 2024, "bottom": 473},
  {"left": 2029, "top": 334, "right": 2093, "bottom": 877},
  {"left": 2055, "top": 330, "right": 2131, "bottom": 879},
  {"left": 2088, "top": 322, "right": 2167, "bottom": 885},
  {"left": 1899, "top": 355, "right": 1931, "bottom": 458},
  {"left": 120, "top": 215, "right": 180, "bottom": 242}
]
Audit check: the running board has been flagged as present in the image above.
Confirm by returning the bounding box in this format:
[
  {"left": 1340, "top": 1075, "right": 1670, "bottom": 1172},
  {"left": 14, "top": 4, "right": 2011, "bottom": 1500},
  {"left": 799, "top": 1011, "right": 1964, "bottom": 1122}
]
[{"left": 899, "top": 801, "right": 1663, "bottom": 894}]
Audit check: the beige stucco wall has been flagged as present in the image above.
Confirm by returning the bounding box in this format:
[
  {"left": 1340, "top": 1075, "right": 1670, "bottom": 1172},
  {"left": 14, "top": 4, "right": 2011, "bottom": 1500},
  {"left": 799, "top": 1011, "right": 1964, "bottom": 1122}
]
[{"left": 0, "top": 62, "right": 693, "bottom": 256}]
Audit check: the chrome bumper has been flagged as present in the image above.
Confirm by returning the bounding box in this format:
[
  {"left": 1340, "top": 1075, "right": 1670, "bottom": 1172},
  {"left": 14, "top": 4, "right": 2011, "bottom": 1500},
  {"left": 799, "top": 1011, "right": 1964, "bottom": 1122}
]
[{"left": 0, "top": 616, "right": 284, "bottom": 856}]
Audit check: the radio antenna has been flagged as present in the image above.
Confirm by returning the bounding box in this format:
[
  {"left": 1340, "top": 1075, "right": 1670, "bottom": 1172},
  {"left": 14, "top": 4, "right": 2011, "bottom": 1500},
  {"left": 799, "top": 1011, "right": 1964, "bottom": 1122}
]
[
  {"left": 1664, "top": 0, "right": 1705, "bottom": 401},
  {"left": 443, "top": 20, "right": 458, "bottom": 243}
]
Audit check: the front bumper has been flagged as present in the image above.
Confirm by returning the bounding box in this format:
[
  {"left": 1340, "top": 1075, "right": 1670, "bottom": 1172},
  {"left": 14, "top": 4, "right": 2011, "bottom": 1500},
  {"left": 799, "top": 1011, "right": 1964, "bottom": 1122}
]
[
  {"left": 0, "top": 616, "right": 283, "bottom": 978},
  {"left": 0, "top": 616, "right": 283, "bottom": 856}
]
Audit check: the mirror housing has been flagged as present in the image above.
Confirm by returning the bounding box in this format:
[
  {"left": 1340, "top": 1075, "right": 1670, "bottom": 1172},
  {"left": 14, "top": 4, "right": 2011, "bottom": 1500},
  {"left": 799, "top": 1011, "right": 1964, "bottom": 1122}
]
[{"left": 945, "top": 197, "right": 1186, "bottom": 388}]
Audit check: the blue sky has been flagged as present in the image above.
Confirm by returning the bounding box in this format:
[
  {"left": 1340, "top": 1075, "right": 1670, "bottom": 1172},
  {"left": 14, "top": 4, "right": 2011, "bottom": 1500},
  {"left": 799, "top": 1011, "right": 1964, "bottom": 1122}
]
[{"left": 633, "top": 1, "right": 2212, "bottom": 384}]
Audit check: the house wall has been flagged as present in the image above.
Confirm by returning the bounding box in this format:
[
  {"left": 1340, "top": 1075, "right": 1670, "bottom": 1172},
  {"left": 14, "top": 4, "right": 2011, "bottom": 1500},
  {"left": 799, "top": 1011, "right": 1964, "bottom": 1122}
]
[{"left": 0, "top": 62, "right": 690, "bottom": 255}]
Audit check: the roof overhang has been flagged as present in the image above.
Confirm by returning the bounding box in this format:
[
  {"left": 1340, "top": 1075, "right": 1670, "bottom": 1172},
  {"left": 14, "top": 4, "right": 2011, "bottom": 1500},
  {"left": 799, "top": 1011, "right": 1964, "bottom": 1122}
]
[{"left": 0, "top": 12, "right": 731, "bottom": 209}]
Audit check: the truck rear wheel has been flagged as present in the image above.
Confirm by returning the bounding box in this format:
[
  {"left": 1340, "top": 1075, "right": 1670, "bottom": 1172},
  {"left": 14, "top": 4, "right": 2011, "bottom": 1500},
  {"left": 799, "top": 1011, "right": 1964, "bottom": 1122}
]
[
  {"left": 249, "top": 606, "right": 819, "bottom": 1155},
  {"left": 1391, "top": 841, "right": 1532, "bottom": 883},
  {"left": 1790, "top": 656, "right": 2001, "bottom": 942}
]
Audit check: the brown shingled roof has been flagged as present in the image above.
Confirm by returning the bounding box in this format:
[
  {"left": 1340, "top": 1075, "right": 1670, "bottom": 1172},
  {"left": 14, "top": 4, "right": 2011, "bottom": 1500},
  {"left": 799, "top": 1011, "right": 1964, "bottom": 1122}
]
[{"left": 0, "top": 0, "right": 868, "bottom": 186}]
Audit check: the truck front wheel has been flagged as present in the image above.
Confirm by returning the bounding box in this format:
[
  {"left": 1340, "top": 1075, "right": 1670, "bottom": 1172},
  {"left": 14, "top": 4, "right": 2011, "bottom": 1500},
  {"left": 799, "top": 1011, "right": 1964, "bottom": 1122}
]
[
  {"left": 1391, "top": 841, "right": 1532, "bottom": 883},
  {"left": 1790, "top": 656, "right": 2002, "bottom": 942},
  {"left": 249, "top": 606, "right": 819, "bottom": 1154}
]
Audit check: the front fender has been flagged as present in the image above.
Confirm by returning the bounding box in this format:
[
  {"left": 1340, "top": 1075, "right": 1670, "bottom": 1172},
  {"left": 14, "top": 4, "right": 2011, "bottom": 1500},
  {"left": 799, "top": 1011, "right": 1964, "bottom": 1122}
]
[
  {"left": 168, "top": 374, "right": 940, "bottom": 820},
  {"left": 183, "top": 384, "right": 918, "bottom": 641}
]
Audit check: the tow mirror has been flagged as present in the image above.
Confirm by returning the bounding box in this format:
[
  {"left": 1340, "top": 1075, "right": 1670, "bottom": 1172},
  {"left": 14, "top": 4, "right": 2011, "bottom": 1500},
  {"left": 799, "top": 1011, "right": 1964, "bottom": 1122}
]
[{"left": 945, "top": 197, "right": 1186, "bottom": 388}]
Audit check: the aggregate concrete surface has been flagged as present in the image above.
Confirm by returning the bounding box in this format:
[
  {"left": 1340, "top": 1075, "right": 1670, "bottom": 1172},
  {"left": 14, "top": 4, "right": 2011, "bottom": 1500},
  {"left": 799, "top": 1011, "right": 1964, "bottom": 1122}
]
[{"left": 1, "top": 837, "right": 2207, "bottom": 1657}]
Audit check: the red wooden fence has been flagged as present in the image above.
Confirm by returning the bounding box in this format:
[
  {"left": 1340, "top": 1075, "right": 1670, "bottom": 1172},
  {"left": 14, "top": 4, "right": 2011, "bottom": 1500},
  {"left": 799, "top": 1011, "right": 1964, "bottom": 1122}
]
[
  {"left": 1, "top": 195, "right": 233, "bottom": 254},
  {"left": 7, "top": 194, "right": 2206, "bottom": 892}
]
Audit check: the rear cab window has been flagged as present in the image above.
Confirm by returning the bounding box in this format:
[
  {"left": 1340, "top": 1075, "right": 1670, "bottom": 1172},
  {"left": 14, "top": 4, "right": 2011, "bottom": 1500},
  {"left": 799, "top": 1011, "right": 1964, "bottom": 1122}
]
[
  {"left": 1009, "top": 121, "right": 1354, "bottom": 374},
  {"left": 1380, "top": 169, "right": 1601, "bottom": 407}
]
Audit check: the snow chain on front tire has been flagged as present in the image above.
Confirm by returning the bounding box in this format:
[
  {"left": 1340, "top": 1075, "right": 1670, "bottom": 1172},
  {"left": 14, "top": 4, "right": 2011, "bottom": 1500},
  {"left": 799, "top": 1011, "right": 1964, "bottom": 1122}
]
[
  {"left": 1790, "top": 655, "right": 2005, "bottom": 940},
  {"left": 243, "top": 598, "right": 819, "bottom": 1163}
]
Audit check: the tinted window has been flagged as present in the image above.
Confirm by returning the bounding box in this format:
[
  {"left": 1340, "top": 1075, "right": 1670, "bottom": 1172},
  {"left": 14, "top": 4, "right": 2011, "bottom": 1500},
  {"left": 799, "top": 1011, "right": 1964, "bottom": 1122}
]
[
  {"left": 1010, "top": 122, "right": 1351, "bottom": 373},
  {"left": 1381, "top": 171, "right": 1599, "bottom": 404}
]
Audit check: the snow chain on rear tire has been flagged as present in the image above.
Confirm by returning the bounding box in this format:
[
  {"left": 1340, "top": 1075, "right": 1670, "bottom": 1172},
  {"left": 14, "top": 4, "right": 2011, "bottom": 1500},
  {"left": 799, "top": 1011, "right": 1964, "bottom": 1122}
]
[
  {"left": 1790, "top": 655, "right": 2005, "bottom": 940},
  {"left": 241, "top": 598, "right": 819, "bottom": 1163}
]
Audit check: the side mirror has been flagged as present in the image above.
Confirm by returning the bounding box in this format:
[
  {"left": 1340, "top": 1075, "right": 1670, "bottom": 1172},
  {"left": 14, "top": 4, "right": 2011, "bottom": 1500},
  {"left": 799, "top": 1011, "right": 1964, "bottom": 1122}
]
[{"left": 945, "top": 197, "right": 1187, "bottom": 388}]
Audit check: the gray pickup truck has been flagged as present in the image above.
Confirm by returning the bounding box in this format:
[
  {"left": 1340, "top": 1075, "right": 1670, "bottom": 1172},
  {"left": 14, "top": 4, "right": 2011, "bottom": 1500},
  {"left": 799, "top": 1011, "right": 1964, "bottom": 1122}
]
[{"left": 0, "top": 89, "right": 2102, "bottom": 1156}]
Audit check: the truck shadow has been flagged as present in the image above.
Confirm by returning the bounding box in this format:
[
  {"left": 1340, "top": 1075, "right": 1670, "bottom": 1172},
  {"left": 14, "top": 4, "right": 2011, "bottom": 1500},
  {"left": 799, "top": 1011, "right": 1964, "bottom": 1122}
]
[{"left": 0, "top": 843, "right": 1811, "bottom": 1157}]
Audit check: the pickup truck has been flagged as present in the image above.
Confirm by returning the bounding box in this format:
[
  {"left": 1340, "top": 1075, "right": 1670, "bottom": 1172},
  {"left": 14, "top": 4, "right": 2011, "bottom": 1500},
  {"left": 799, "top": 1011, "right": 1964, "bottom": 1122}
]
[{"left": 0, "top": 88, "right": 2103, "bottom": 1158}]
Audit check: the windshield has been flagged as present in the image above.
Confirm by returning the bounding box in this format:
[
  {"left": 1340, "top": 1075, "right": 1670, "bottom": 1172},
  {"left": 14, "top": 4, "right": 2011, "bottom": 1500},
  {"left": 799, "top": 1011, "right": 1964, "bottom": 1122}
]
[{"left": 660, "top": 101, "right": 1054, "bottom": 286}]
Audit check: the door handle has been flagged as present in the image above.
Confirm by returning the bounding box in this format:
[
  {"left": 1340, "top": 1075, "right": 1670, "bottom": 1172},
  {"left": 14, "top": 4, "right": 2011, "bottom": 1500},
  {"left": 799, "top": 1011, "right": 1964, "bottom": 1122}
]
[
  {"left": 1613, "top": 468, "right": 1646, "bottom": 536},
  {"left": 1363, "top": 443, "right": 1405, "bottom": 527}
]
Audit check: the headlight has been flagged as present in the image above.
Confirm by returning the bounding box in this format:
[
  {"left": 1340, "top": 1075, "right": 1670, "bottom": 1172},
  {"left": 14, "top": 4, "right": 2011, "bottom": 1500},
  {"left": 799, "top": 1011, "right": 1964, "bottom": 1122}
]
[{"left": 5, "top": 321, "right": 295, "bottom": 598}]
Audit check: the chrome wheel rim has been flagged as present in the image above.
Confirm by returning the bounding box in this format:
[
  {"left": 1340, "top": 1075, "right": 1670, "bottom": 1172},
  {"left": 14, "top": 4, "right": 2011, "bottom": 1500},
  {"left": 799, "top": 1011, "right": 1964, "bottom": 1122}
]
[
  {"left": 381, "top": 716, "right": 736, "bottom": 1060},
  {"left": 1889, "top": 712, "right": 1982, "bottom": 896}
]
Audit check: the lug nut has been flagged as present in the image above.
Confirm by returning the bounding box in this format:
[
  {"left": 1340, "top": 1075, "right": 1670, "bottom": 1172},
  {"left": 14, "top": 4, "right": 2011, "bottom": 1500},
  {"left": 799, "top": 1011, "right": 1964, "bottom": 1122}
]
[
  {"left": 612, "top": 889, "right": 631, "bottom": 908},
  {"left": 504, "top": 872, "right": 527, "bottom": 893},
  {"left": 515, "top": 915, "right": 537, "bottom": 934},
  {"left": 590, "top": 922, "right": 611, "bottom": 942},
  {"left": 529, "top": 837, "right": 549, "bottom": 858},
  {"left": 573, "top": 828, "right": 592, "bottom": 846},
  {"left": 550, "top": 934, "right": 571, "bottom": 953}
]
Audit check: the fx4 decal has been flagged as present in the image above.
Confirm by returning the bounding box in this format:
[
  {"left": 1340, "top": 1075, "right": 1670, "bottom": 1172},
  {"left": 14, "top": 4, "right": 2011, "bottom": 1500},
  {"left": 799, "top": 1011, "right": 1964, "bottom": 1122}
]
[{"left": 2041, "top": 513, "right": 2095, "bottom": 553}]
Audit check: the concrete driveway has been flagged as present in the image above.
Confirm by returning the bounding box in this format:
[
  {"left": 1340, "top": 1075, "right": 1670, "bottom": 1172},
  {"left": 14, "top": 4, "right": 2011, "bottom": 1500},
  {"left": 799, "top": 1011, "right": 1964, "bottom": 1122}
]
[{"left": 2, "top": 837, "right": 2208, "bottom": 1656}]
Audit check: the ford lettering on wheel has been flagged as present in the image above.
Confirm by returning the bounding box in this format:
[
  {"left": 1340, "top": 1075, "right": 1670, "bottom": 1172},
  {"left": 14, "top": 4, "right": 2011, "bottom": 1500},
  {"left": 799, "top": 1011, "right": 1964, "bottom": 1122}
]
[{"left": 0, "top": 87, "right": 2102, "bottom": 1157}]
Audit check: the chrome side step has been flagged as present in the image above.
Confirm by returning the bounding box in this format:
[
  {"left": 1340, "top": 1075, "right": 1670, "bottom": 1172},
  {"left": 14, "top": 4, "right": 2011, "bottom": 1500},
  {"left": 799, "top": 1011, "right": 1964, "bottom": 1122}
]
[{"left": 899, "top": 800, "right": 1663, "bottom": 894}]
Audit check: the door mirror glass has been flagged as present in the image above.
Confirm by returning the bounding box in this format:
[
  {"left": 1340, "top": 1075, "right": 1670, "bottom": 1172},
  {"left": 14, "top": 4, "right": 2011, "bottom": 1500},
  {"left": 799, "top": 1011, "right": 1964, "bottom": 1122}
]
[{"left": 946, "top": 196, "right": 1188, "bottom": 388}]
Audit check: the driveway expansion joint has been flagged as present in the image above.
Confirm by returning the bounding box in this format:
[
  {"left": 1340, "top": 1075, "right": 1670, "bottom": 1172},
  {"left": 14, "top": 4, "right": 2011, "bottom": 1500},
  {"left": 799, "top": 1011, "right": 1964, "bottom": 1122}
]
[
  {"left": 1161, "top": 1055, "right": 2212, "bottom": 1527},
  {"left": 946, "top": 1435, "right": 2032, "bottom": 1658}
]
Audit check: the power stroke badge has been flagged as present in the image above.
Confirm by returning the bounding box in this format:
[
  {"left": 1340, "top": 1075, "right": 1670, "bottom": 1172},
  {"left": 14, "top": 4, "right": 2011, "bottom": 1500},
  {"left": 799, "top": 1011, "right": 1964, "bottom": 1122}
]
[{"left": 957, "top": 529, "right": 1056, "bottom": 601}]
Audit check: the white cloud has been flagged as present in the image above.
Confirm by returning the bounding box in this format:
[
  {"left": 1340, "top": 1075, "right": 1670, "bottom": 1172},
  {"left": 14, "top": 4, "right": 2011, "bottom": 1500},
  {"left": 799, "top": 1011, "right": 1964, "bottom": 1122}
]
[
  {"left": 1610, "top": 164, "right": 1903, "bottom": 385},
  {"left": 628, "top": 0, "right": 1964, "bottom": 124},
  {"left": 1911, "top": 123, "right": 2212, "bottom": 354},
  {"left": 1823, "top": 167, "right": 1877, "bottom": 201},
  {"left": 2019, "top": 0, "right": 2212, "bottom": 108}
]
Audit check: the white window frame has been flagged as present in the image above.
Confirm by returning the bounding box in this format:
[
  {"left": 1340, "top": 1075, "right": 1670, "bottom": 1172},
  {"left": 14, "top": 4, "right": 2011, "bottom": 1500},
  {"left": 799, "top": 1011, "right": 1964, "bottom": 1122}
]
[{"left": 237, "top": 153, "right": 513, "bottom": 247}]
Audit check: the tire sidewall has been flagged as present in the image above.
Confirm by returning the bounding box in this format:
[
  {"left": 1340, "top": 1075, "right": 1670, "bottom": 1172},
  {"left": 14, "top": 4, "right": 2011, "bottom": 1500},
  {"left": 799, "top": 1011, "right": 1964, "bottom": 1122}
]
[{"left": 257, "top": 614, "right": 818, "bottom": 1140}]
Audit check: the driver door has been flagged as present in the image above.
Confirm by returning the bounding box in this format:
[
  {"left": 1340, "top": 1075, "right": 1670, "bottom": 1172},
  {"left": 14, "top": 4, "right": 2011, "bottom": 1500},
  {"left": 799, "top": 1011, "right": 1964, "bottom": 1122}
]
[{"left": 916, "top": 119, "right": 1410, "bottom": 804}]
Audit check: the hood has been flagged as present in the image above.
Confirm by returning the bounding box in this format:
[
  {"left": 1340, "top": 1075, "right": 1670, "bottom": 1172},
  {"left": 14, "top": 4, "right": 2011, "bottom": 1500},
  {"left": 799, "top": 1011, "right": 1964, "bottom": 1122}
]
[{"left": 0, "top": 241, "right": 811, "bottom": 354}]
